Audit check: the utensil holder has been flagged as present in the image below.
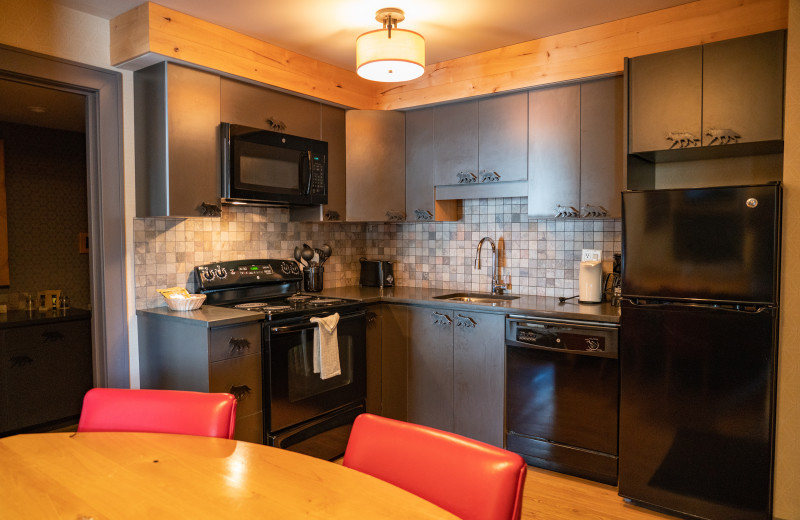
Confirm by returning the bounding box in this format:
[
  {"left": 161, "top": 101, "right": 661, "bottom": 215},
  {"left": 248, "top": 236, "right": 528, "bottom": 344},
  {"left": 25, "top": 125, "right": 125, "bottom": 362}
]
[{"left": 303, "top": 266, "right": 324, "bottom": 292}]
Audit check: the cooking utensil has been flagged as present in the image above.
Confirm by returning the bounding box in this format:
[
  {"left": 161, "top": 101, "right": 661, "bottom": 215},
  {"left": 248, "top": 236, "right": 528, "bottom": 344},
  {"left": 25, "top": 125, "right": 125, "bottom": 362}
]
[
  {"left": 301, "top": 246, "right": 315, "bottom": 265},
  {"left": 293, "top": 246, "right": 304, "bottom": 266},
  {"left": 319, "top": 244, "right": 332, "bottom": 265}
]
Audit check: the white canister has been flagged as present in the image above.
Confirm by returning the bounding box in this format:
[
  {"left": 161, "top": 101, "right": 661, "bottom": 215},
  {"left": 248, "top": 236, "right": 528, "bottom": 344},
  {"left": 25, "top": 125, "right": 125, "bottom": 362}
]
[{"left": 579, "top": 260, "right": 604, "bottom": 303}]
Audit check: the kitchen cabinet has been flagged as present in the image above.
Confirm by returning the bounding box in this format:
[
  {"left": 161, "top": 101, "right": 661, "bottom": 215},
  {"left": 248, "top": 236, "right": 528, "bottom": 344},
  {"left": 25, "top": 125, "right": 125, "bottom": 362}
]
[
  {"left": 528, "top": 76, "right": 623, "bottom": 218},
  {"left": 407, "top": 306, "right": 505, "bottom": 447},
  {"left": 628, "top": 30, "right": 785, "bottom": 155},
  {"left": 405, "top": 108, "right": 459, "bottom": 221},
  {"left": 0, "top": 314, "right": 92, "bottom": 433},
  {"left": 220, "top": 77, "right": 321, "bottom": 139},
  {"left": 134, "top": 62, "right": 221, "bottom": 217},
  {"left": 367, "top": 304, "right": 409, "bottom": 420},
  {"left": 345, "top": 110, "right": 406, "bottom": 222},
  {"left": 137, "top": 313, "right": 263, "bottom": 444},
  {"left": 433, "top": 93, "right": 527, "bottom": 187}
]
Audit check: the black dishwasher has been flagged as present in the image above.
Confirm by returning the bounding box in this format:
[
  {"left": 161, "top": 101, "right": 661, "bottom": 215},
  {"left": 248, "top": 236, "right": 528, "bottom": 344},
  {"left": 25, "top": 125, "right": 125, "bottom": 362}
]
[{"left": 505, "top": 315, "right": 619, "bottom": 485}]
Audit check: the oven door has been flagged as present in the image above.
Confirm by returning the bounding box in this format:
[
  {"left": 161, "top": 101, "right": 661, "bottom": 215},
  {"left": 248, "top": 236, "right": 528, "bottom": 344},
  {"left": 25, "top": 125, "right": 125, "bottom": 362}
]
[{"left": 266, "top": 310, "right": 366, "bottom": 433}]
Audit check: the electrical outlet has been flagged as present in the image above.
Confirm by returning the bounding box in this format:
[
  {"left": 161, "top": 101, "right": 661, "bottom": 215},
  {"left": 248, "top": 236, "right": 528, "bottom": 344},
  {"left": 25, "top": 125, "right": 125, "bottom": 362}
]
[{"left": 581, "top": 249, "right": 602, "bottom": 262}]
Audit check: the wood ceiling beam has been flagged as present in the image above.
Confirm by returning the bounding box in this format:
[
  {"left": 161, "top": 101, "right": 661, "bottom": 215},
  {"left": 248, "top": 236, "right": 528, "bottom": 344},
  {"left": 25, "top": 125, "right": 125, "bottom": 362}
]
[{"left": 110, "top": 0, "right": 787, "bottom": 111}]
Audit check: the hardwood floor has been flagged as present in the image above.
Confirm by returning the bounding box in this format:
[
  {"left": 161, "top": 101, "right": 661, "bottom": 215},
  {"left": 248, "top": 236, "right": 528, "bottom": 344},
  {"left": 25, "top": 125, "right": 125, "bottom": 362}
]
[{"left": 521, "top": 466, "right": 679, "bottom": 520}]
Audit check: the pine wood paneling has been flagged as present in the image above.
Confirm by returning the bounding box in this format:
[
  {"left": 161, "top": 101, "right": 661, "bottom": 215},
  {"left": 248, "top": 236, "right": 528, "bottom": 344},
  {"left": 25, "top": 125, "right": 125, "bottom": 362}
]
[{"left": 109, "top": 0, "right": 788, "bottom": 111}]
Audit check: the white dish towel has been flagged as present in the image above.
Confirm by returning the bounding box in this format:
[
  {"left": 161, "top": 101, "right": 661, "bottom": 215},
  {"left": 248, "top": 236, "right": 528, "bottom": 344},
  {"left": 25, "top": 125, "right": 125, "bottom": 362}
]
[{"left": 310, "top": 313, "right": 341, "bottom": 380}]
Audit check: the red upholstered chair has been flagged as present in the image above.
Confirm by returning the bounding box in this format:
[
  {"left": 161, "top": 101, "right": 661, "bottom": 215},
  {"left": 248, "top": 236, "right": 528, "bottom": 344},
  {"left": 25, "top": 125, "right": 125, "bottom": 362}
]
[
  {"left": 343, "top": 413, "right": 527, "bottom": 520},
  {"left": 77, "top": 388, "right": 237, "bottom": 440}
]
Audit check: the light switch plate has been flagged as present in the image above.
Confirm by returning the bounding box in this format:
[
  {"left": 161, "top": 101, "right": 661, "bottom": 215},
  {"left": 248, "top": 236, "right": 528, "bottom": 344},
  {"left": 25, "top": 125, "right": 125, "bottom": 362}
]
[{"left": 581, "top": 249, "right": 602, "bottom": 262}]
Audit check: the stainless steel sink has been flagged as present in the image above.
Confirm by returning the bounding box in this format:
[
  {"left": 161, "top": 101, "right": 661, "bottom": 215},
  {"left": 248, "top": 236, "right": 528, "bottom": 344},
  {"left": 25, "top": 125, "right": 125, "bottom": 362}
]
[{"left": 432, "top": 292, "right": 520, "bottom": 303}]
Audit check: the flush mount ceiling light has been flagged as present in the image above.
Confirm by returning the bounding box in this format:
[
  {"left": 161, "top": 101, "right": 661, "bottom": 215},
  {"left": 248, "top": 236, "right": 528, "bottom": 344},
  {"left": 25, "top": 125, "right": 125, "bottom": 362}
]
[{"left": 356, "top": 8, "right": 425, "bottom": 83}]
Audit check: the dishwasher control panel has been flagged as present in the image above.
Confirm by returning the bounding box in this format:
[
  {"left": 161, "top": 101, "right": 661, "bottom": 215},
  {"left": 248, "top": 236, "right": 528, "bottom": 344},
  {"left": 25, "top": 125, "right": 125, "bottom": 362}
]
[{"left": 506, "top": 317, "right": 618, "bottom": 357}]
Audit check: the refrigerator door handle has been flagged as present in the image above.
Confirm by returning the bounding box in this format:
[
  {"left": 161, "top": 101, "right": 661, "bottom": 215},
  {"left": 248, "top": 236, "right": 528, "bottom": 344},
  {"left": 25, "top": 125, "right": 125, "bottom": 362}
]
[{"left": 622, "top": 298, "right": 773, "bottom": 314}]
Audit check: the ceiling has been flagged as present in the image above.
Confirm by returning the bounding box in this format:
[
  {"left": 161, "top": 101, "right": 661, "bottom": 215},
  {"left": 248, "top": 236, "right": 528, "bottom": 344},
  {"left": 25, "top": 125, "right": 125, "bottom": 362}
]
[
  {"left": 56, "top": 0, "right": 696, "bottom": 71},
  {"left": 0, "top": 80, "right": 86, "bottom": 133}
]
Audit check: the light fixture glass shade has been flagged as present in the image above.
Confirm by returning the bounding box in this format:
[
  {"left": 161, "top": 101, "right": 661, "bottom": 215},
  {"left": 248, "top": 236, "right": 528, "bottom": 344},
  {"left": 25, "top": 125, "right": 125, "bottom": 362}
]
[{"left": 356, "top": 28, "right": 425, "bottom": 82}]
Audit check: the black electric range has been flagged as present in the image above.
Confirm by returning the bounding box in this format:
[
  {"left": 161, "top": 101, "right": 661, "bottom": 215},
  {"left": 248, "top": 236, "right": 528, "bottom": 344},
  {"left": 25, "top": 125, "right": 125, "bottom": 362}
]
[
  {"left": 195, "top": 259, "right": 367, "bottom": 461},
  {"left": 195, "top": 259, "right": 363, "bottom": 322}
]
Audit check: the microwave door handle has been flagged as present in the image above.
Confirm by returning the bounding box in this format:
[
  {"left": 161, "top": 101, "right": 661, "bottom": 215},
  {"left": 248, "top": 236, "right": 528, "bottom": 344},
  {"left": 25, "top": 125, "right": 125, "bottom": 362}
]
[{"left": 304, "top": 151, "right": 313, "bottom": 195}]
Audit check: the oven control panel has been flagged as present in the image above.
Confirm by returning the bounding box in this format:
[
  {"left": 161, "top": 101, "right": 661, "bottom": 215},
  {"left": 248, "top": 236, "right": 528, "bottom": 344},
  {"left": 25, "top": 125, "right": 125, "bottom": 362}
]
[{"left": 196, "top": 259, "right": 302, "bottom": 289}]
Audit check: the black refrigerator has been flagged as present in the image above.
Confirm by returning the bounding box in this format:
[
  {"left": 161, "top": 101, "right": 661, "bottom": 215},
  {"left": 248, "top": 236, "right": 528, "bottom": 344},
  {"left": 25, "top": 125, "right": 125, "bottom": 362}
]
[{"left": 619, "top": 183, "right": 780, "bottom": 520}]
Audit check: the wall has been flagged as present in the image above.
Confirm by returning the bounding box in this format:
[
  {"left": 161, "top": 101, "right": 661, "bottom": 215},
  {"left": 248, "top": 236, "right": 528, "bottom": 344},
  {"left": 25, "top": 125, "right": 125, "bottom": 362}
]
[
  {"left": 134, "top": 199, "right": 620, "bottom": 309},
  {"left": 0, "top": 122, "right": 90, "bottom": 309},
  {"left": 774, "top": 1, "right": 800, "bottom": 518}
]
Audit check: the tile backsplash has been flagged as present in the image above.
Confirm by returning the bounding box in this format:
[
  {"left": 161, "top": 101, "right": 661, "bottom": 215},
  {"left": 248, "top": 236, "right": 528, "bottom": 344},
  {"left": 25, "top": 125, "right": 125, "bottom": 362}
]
[{"left": 134, "top": 197, "right": 621, "bottom": 309}]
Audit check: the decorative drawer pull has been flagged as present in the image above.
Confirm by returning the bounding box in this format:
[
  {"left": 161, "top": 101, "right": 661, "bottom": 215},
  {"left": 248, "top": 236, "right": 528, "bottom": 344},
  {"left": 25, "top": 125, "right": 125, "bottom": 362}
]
[
  {"left": 666, "top": 131, "right": 700, "bottom": 149},
  {"left": 479, "top": 170, "right": 501, "bottom": 183},
  {"left": 266, "top": 117, "right": 286, "bottom": 132},
  {"left": 10, "top": 355, "right": 34, "bottom": 368},
  {"left": 228, "top": 338, "right": 251, "bottom": 353},
  {"left": 455, "top": 315, "right": 477, "bottom": 328},
  {"left": 705, "top": 128, "right": 740, "bottom": 145},
  {"left": 432, "top": 312, "right": 452, "bottom": 326},
  {"left": 229, "top": 384, "right": 252, "bottom": 402},
  {"left": 366, "top": 311, "right": 377, "bottom": 327},
  {"left": 385, "top": 210, "right": 405, "bottom": 221},
  {"left": 324, "top": 210, "right": 340, "bottom": 221},
  {"left": 200, "top": 202, "right": 221, "bottom": 216},
  {"left": 414, "top": 209, "right": 433, "bottom": 220},
  {"left": 580, "top": 204, "right": 608, "bottom": 218},
  {"left": 456, "top": 171, "right": 478, "bottom": 184},
  {"left": 41, "top": 331, "right": 64, "bottom": 342},
  {"left": 554, "top": 205, "right": 579, "bottom": 218}
]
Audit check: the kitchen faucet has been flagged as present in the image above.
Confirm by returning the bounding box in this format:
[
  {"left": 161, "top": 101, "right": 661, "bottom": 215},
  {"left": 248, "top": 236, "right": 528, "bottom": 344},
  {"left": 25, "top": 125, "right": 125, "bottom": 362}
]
[{"left": 474, "top": 237, "right": 507, "bottom": 295}]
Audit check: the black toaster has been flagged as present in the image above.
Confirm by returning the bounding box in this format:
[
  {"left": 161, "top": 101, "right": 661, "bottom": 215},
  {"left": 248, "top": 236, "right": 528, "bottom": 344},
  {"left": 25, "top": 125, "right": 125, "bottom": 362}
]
[{"left": 360, "top": 258, "right": 394, "bottom": 287}]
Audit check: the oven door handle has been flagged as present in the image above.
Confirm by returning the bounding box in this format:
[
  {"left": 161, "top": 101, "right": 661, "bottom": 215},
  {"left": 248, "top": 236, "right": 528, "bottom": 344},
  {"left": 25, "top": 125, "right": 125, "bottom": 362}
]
[{"left": 270, "top": 310, "right": 366, "bottom": 335}]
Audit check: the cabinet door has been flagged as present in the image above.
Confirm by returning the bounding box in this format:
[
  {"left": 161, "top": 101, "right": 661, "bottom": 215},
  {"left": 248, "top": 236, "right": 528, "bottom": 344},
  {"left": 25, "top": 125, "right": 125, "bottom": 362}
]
[
  {"left": 479, "top": 92, "right": 528, "bottom": 182},
  {"left": 209, "top": 352, "right": 263, "bottom": 443},
  {"left": 528, "top": 84, "right": 580, "bottom": 217},
  {"left": 407, "top": 307, "right": 454, "bottom": 433},
  {"left": 220, "top": 78, "right": 321, "bottom": 139},
  {"left": 702, "top": 31, "right": 785, "bottom": 146},
  {"left": 580, "top": 77, "right": 624, "bottom": 218},
  {"left": 453, "top": 311, "right": 505, "bottom": 447},
  {"left": 628, "top": 46, "right": 702, "bottom": 153},
  {"left": 345, "top": 110, "right": 406, "bottom": 221},
  {"left": 434, "top": 101, "right": 479, "bottom": 186},
  {"left": 380, "top": 304, "right": 408, "bottom": 421},
  {"left": 321, "top": 104, "right": 347, "bottom": 222},
  {"left": 406, "top": 108, "right": 436, "bottom": 221},
  {"left": 1, "top": 320, "right": 92, "bottom": 431},
  {"left": 365, "top": 307, "right": 382, "bottom": 415}
]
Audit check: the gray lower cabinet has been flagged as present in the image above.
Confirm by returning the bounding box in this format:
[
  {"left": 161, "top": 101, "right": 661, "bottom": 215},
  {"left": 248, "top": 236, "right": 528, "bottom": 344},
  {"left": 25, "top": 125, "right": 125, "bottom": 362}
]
[
  {"left": 345, "top": 110, "right": 406, "bottom": 222},
  {"left": 137, "top": 313, "right": 263, "bottom": 444},
  {"left": 135, "top": 62, "right": 221, "bottom": 217},
  {"left": 0, "top": 315, "right": 92, "bottom": 433},
  {"left": 528, "top": 76, "right": 623, "bottom": 218},
  {"left": 378, "top": 304, "right": 409, "bottom": 421},
  {"left": 407, "top": 306, "right": 505, "bottom": 447}
]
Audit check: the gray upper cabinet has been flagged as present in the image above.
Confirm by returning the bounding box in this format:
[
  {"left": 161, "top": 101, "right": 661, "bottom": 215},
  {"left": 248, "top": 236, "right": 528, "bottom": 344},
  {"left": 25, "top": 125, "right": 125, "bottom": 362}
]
[
  {"left": 320, "top": 104, "right": 347, "bottom": 222},
  {"left": 220, "top": 78, "right": 321, "bottom": 139},
  {"left": 528, "top": 84, "right": 581, "bottom": 217},
  {"left": 478, "top": 92, "right": 528, "bottom": 183},
  {"left": 628, "top": 46, "right": 702, "bottom": 154},
  {"left": 135, "top": 62, "right": 221, "bottom": 217},
  {"left": 434, "top": 101, "right": 479, "bottom": 185},
  {"left": 628, "top": 30, "right": 785, "bottom": 154},
  {"left": 702, "top": 31, "right": 785, "bottom": 146},
  {"left": 346, "top": 110, "right": 406, "bottom": 222},
  {"left": 528, "top": 77, "right": 623, "bottom": 218},
  {"left": 406, "top": 108, "right": 436, "bottom": 221}
]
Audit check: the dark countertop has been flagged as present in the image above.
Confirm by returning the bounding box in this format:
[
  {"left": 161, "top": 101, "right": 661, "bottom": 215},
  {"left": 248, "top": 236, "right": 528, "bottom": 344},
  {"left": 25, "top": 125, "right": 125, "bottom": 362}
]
[
  {"left": 0, "top": 308, "right": 92, "bottom": 329},
  {"left": 137, "top": 286, "right": 620, "bottom": 326}
]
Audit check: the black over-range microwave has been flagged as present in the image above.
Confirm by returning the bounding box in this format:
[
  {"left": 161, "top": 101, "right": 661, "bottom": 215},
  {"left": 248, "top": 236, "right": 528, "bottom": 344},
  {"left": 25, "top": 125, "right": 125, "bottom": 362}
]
[{"left": 221, "top": 123, "right": 328, "bottom": 206}]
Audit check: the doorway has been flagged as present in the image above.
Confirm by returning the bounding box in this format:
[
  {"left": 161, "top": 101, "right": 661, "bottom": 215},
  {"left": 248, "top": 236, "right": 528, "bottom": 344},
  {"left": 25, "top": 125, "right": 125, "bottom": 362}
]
[{"left": 0, "top": 44, "right": 129, "bottom": 388}]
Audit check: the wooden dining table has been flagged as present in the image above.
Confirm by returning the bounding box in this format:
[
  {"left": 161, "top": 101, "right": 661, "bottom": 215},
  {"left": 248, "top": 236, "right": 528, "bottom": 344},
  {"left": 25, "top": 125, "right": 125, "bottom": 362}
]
[{"left": 0, "top": 431, "right": 459, "bottom": 519}]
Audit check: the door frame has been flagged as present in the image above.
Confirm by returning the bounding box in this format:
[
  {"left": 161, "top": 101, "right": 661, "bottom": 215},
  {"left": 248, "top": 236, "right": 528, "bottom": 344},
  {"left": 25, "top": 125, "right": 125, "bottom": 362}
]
[{"left": 0, "top": 44, "right": 129, "bottom": 387}]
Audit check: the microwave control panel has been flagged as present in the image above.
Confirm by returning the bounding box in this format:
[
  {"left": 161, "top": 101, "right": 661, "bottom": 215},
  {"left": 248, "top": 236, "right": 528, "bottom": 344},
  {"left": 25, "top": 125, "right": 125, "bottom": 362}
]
[{"left": 310, "top": 155, "right": 326, "bottom": 195}]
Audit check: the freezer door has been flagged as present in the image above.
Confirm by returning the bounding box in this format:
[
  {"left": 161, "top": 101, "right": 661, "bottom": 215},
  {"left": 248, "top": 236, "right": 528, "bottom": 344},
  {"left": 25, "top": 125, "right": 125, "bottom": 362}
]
[
  {"left": 619, "top": 300, "right": 776, "bottom": 520},
  {"left": 621, "top": 184, "right": 780, "bottom": 304}
]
